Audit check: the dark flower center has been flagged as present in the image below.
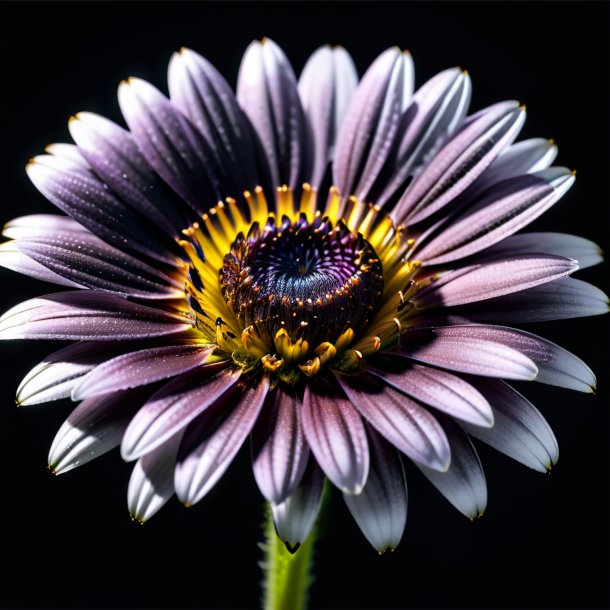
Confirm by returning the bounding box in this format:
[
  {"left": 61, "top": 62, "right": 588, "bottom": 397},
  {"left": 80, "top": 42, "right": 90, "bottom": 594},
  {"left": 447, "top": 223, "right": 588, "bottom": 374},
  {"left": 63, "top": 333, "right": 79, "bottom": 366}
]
[{"left": 220, "top": 214, "right": 384, "bottom": 349}]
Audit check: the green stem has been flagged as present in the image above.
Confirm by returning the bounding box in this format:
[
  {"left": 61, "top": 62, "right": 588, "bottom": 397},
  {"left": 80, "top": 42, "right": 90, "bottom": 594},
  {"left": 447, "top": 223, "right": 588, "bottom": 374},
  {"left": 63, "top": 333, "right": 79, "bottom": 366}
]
[{"left": 261, "top": 483, "right": 330, "bottom": 610}]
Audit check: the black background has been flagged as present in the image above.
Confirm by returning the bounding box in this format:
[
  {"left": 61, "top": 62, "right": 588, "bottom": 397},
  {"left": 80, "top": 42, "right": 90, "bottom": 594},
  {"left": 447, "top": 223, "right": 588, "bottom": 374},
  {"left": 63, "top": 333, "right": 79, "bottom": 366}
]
[{"left": 0, "top": 2, "right": 608, "bottom": 609}]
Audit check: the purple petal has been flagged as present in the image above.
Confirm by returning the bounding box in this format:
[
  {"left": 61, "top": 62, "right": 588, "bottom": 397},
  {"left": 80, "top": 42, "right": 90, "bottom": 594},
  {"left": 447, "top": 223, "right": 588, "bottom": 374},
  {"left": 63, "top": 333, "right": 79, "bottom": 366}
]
[
  {"left": 69, "top": 112, "right": 192, "bottom": 235},
  {"left": 393, "top": 101, "right": 525, "bottom": 225},
  {"left": 16, "top": 341, "right": 134, "bottom": 406},
  {"left": 397, "top": 326, "right": 538, "bottom": 380},
  {"left": 121, "top": 363, "right": 238, "bottom": 461},
  {"left": 0, "top": 241, "right": 83, "bottom": 289},
  {"left": 417, "top": 416, "right": 487, "bottom": 519},
  {"left": 48, "top": 387, "right": 150, "bottom": 474},
  {"left": 272, "top": 460, "right": 324, "bottom": 551},
  {"left": 415, "top": 168, "right": 575, "bottom": 264},
  {"left": 377, "top": 67, "right": 471, "bottom": 207},
  {"left": 237, "top": 38, "right": 312, "bottom": 190},
  {"left": 364, "top": 362, "right": 493, "bottom": 427},
  {"left": 168, "top": 48, "right": 259, "bottom": 193},
  {"left": 174, "top": 376, "right": 270, "bottom": 506},
  {"left": 336, "top": 373, "right": 450, "bottom": 472},
  {"left": 452, "top": 277, "right": 609, "bottom": 323},
  {"left": 15, "top": 232, "right": 182, "bottom": 299},
  {"left": 3, "top": 214, "right": 89, "bottom": 240},
  {"left": 406, "top": 323, "right": 595, "bottom": 391},
  {"left": 479, "top": 232, "right": 603, "bottom": 270},
  {"left": 72, "top": 343, "right": 215, "bottom": 400},
  {"left": 414, "top": 254, "right": 578, "bottom": 308},
  {"left": 0, "top": 291, "right": 192, "bottom": 341},
  {"left": 118, "top": 78, "right": 226, "bottom": 213},
  {"left": 468, "top": 137, "right": 558, "bottom": 198},
  {"left": 26, "top": 154, "right": 180, "bottom": 264},
  {"left": 251, "top": 386, "right": 310, "bottom": 504},
  {"left": 463, "top": 379, "right": 558, "bottom": 472},
  {"left": 344, "top": 426, "right": 407, "bottom": 552},
  {"left": 128, "top": 430, "right": 184, "bottom": 523},
  {"left": 302, "top": 382, "right": 369, "bottom": 493},
  {"left": 298, "top": 45, "right": 358, "bottom": 188},
  {"left": 333, "top": 47, "right": 413, "bottom": 201},
  {"left": 470, "top": 325, "right": 596, "bottom": 392}
]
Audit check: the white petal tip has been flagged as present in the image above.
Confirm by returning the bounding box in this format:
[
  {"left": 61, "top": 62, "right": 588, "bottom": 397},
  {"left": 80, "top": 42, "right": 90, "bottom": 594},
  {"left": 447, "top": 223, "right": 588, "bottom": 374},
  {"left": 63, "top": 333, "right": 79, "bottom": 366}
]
[
  {"left": 129, "top": 514, "right": 146, "bottom": 525},
  {"left": 50, "top": 463, "right": 74, "bottom": 475},
  {"left": 0, "top": 329, "right": 25, "bottom": 340},
  {"left": 422, "top": 454, "right": 452, "bottom": 473},
  {"left": 376, "top": 546, "right": 398, "bottom": 556},
  {"left": 70, "top": 389, "right": 85, "bottom": 401},
  {"left": 120, "top": 444, "right": 139, "bottom": 463},
  {"left": 283, "top": 540, "right": 301, "bottom": 554},
  {"left": 341, "top": 482, "right": 365, "bottom": 495}
]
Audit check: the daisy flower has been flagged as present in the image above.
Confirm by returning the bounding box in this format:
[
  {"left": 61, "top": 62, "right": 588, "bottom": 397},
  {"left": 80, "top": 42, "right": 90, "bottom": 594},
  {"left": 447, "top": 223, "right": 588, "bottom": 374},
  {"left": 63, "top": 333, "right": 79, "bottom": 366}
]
[{"left": 1, "top": 38, "right": 606, "bottom": 556}]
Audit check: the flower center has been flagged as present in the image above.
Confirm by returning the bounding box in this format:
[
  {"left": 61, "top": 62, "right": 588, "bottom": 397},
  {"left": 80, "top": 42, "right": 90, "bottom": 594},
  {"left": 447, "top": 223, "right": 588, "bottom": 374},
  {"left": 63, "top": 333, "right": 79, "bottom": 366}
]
[
  {"left": 180, "top": 185, "right": 418, "bottom": 383},
  {"left": 220, "top": 214, "right": 384, "bottom": 349}
]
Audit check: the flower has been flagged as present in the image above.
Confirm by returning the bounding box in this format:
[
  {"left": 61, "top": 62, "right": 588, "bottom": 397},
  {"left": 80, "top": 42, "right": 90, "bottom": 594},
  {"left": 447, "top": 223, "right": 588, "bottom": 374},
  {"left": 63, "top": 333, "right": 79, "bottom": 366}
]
[{"left": 1, "top": 38, "right": 606, "bottom": 554}]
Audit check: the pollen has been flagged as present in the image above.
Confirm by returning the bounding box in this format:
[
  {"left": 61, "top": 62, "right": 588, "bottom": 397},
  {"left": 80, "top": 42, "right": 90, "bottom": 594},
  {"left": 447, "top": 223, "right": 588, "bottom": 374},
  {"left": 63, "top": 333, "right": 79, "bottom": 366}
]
[{"left": 180, "top": 185, "right": 417, "bottom": 383}]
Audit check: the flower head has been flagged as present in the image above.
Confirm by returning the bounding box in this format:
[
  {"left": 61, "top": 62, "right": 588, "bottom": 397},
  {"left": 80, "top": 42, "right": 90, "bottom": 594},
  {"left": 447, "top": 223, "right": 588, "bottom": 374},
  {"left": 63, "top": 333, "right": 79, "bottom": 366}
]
[{"left": 2, "top": 38, "right": 606, "bottom": 553}]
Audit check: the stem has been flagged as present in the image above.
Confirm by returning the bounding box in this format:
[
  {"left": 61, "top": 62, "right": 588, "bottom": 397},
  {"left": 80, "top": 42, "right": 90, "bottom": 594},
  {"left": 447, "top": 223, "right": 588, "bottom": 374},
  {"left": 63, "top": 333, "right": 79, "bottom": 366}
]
[{"left": 261, "top": 483, "right": 330, "bottom": 610}]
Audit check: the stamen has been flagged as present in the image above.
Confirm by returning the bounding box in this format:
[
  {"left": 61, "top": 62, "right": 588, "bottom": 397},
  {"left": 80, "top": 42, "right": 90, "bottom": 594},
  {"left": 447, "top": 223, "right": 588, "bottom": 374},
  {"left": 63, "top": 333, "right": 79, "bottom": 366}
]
[
  {"left": 219, "top": 214, "right": 384, "bottom": 349},
  {"left": 179, "top": 185, "right": 422, "bottom": 381}
]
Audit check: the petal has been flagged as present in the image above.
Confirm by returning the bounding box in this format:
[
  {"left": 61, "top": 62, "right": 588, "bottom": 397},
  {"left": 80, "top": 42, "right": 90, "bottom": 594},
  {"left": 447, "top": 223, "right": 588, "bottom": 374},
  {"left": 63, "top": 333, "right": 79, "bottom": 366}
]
[
  {"left": 128, "top": 430, "right": 184, "bottom": 523},
  {"left": 393, "top": 101, "right": 526, "bottom": 225},
  {"left": 490, "top": 136, "right": 559, "bottom": 174},
  {"left": 251, "top": 386, "right": 310, "bottom": 504},
  {"left": 26, "top": 154, "right": 179, "bottom": 264},
  {"left": 334, "top": 47, "right": 414, "bottom": 201},
  {"left": 396, "top": 326, "right": 539, "bottom": 380},
  {"left": 452, "top": 277, "right": 609, "bottom": 323},
  {"left": 14, "top": 232, "right": 182, "bottom": 299},
  {"left": 0, "top": 241, "right": 83, "bottom": 289},
  {"left": 376, "top": 67, "right": 471, "bottom": 207},
  {"left": 16, "top": 341, "right": 133, "bottom": 406},
  {"left": 336, "top": 373, "right": 450, "bottom": 472},
  {"left": 472, "top": 325, "right": 596, "bottom": 392},
  {"left": 69, "top": 112, "right": 191, "bottom": 235},
  {"left": 0, "top": 291, "right": 192, "bottom": 341},
  {"left": 45, "top": 143, "right": 90, "bottom": 168},
  {"left": 415, "top": 168, "right": 575, "bottom": 264},
  {"left": 118, "top": 78, "right": 226, "bottom": 212},
  {"left": 48, "top": 387, "right": 150, "bottom": 474},
  {"left": 364, "top": 361, "right": 493, "bottom": 427},
  {"left": 72, "top": 343, "right": 215, "bottom": 400},
  {"left": 168, "top": 47, "right": 259, "bottom": 193},
  {"left": 480, "top": 232, "right": 604, "bottom": 270},
  {"left": 34, "top": 147, "right": 91, "bottom": 175},
  {"left": 406, "top": 323, "right": 596, "bottom": 392},
  {"left": 302, "top": 382, "right": 369, "bottom": 493},
  {"left": 414, "top": 254, "right": 578, "bottom": 308},
  {"left": 463, "top": 379, "right": 559, "bottom": 472},
  {"left": 344, "top": 426, "right": 407, "bottom": 552},
  {"left": 237, "top": 38, "right": 312, "bottom": 190},
  {"left": 3, "top": 214, "right": 88, "bottom": 240},
  {"left": 417, "top": 416, "right": 487, "bottom": 519},
  {"left": 272, "top": 460, "right": 325, "bottom": 552},
  {"left": 469, "top": 137, "right": 558, "bottom": 198},
  {"left": 298, "top": 45, "right": 358, "bottom": 188},
  {"left": 121, "top": 363, "right": 238, "bottom": 461},
  {"left": 174, "top": 376, "right": 270, "bottom": 505}
]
